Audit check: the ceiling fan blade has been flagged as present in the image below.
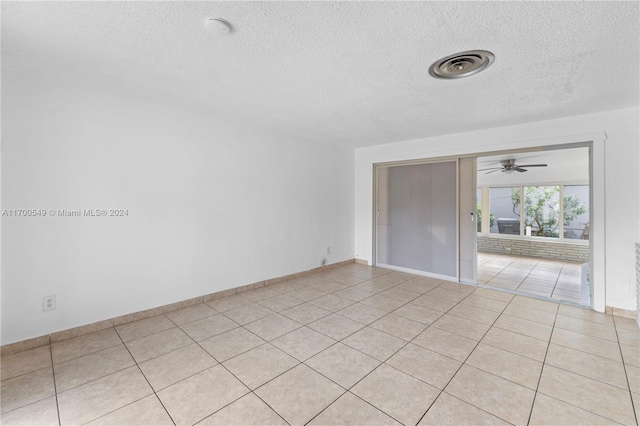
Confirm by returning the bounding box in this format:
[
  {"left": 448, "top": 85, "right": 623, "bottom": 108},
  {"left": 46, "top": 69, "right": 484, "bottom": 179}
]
[
  {"left": 484, "top": 169, "right": 502, "bottom": 175},
  {"left": 517, "top": 164, "right": 547, "bottom": 168},
  {"left": 477, "top": 167, "right": 502, "bottom": 171},
  {"left": 514, "top": 167, "right": 527, "bottom": 172}
]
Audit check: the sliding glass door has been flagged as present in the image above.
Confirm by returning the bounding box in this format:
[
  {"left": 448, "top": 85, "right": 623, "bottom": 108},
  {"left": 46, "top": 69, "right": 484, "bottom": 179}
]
[{"left": 375, "top": 160, "right": 458, "bottom": 278}]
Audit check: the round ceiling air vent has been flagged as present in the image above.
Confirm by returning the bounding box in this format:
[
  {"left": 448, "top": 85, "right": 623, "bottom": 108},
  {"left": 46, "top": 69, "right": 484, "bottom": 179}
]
[{"left": 428, "top": 50, "right": 495, "bottom": 79}]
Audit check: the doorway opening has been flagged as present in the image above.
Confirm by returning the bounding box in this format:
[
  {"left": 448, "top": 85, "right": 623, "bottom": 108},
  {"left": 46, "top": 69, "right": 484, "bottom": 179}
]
[{"left": 476, "top": 146, "right": 591, "bottom": 306}]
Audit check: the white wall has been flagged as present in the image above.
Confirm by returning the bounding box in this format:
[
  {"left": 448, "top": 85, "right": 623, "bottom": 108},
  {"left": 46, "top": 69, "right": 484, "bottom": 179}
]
[
  {"left": 1, "top": 69, "right": 355, "bottom": 344},
  {"left": 355, "top": 107, "right": 640, "bottom": 311}
]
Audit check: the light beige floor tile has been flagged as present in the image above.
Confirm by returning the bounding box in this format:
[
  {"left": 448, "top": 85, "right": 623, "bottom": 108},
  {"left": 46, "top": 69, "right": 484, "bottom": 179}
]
[
  {"left": 309, "top": 392, "right": 400, "bottom": 426},
  {"left": 353, "top": 268, "right": 392, "bottom": 280},
  {"left": 306, "top": 343, "right": 380, "bottom": 388},
  {"left": 308, "top": 314, "right": 364, "bottom": 340},
  {"left": 627, "top": 364, "right": 640, "bottom": 394},
  {"left": 336, "top": 303, "right": 387, "bottom": 324},
  {"left": 244, "top": 313, "right": 302, "bottom": 341},
  {"left": 481, "top": 327, "right": 548, "bottom": 361},
  {"left": 545, "top": 343, "right": 628, "bottom": 389},
  {"left": 413, "top": 327, "right": 477, "bottom": 362},
  {"left": 334, "top": 287, "right": 376, "bottom": 302},
  {"left": 370, "top": 273, "right": 413, "bottom": 287},
  {"left": 268, "top": 280, "right": 307, "bottom": 293},
  {"left": 494, "top": 314, "right": 553, "bottom": 341},
  {"left": 139, "top": 343, "right": 217, "bottom": 391},
  {"left": 354, "top": 280, "right": 396, "bottom": 293},
  {"left": 180, "top": 314, "right": 239, "bottom": 341},
  {"left": 370, "top": 314, "right": 427, "bottom": 341},
  {"left": 330, "top": 274, "right": 369, "bottom": 286},
  {"left": 157, "top": 365, "right": 249, "bottom": 426},
  {"left": 502, "top": 304, "right": 557, "bottom": 326},
  {"left": 538, "top": 365, "right": 635, "bottom": 425},
  {"left": 395, "top": 278, "right": 440, "bottom": 294},
  {"left": 52, "top": 328, "right": 122, "bottom": 364},
  {"left": 529, "top": 393, "right": 619, "bottom": 426},
  {"left": 0, "top": 395, "right": 59, "bottom": 426},
  {"left": 286, "top": 287, "right": 327, "bottom": 302},
  {"left": 54, "top": 344, "right": 135, "bottom": 393},
  {"left": 447, "top": 304, "right": 500, "bottom": 325},
  {"left": 258, "top": 295, "right": 304, "bottom": 312},
  {"left": 387, "top": 343, "right": 461, "bottom": 389},
  {"left": 271, "top": 327, "right": 336, "bottom": 361},
  {"left": 280, "top": 303, "right": 332, "bottom": 325},
  {"left": 472, "top": 288, "right": 515, "bottom": 303},
  {"left": 555, "top": 314, "right": 618, "bottom": 342},
  {"left": 223, "top": 303, "right": 274, "bottom": 325},
  {"left": 418, "top": 392, "right": 510, "bottom": 426},
  {"left": 255, "top": 364, "right": 345, "bottom": 426},
  {"left": 392, "top": 304, "right": 443, "bottom": 325},
  {"left": 57, "top": 366, "right": 152, "bottom": 425},
  {"left": 621, "top": 343, "right": 640, "bottom": 368},
  {"left": 0, "top": 367, "right": 55, "bottom": 414},
  {"left": 125, "top": 327, "right": 193, "bottom": 363},
  {"left": 412, "top": 294, "right": 458, "bottom": 312},
  {"left": 380, "top": 287, "right": 421, "bottom": 303},
  {"left": 87, "top": 395, "right": 174, "bottom": 425},
  {"left": 205, "top": 294, "right": 250, "bottom": 312},
  {"left": 241, "top": 287, "right": 281, "bottom": 302},
  {"left": 309, "top": 294, "right": 354, "bottom": 312},
  {"left": 431, "top": 314, "right": 490, "bottom": 341},
  {"left": 437, "top": 282, "right": 475, "bottom": 295},
  {"left": 425, "top": 287, "right": 468, "bottom": 302},
  {"left": 223, "top": 344, "right": 298, "bottom": 389},
  {"left": 359, "top": 294, "right": 406, "bottom": 312},
  {"left": 342, "top": 327, "right": 406, "bottom": 361},
  {"left": 445, "top": 364, "right": 535, "bottom": 425},
  {"left": 199, "top": 327, "right": 265, "bottom": 362},
  {"left": 165, "top": 303, "right": 217, "bottom": 325},
  {"left": 633, "top": 392, "right": 640, "bottom": 419},
  {"left": 115, "top": 316, "right": 175, "bottom": 342},
  {"left": 459, "top": 294, "right": 508, "bottom": 313},
  {"left": 510, "top": 295, "right": 559, "bottom": 313},
  {"left": 551, "top": 328, "right": 622, "bottom": 362},
  {"left": 197, "top": 393, "right": 287, "bottom": 426},
  {"left": 615, "top": 316, "right": 640, "bottom": 332},
  {"left": 352, "top": 364, "right": 439, "bottom": 426},
  {"left": 616, "top": 327, "right": 640, "bottom": 347},
  {"left": 311, "top": 282, "right": 349, "bottom": 294},
  {"left": 466, "top": 343, "right": 543, "bottom": 390},
  {"left": 0, "top": 346, "right": 52, "bottom": 382}
]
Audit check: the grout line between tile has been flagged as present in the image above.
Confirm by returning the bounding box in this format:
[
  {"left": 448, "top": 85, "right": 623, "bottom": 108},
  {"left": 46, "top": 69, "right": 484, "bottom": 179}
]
[
  {"left": 112, "top": 324, "right": 178, "bottom": 426},
  {"left": 613, "top": 316, "right": 640, "bottom": 426},
  {"left": 48, "top": 345, "right": 62, "bottom": 426}
]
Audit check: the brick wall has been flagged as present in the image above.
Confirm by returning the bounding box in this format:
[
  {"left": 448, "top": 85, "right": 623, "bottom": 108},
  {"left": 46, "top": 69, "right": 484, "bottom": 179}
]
[{"left": 478, "top": 236, "right": 589, "bottom": 263}]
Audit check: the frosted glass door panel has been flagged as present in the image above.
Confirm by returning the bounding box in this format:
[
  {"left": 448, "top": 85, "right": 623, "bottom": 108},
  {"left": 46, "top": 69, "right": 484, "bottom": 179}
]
[{"left": 377, "top": 161, "right": 457, "bottom": 277}]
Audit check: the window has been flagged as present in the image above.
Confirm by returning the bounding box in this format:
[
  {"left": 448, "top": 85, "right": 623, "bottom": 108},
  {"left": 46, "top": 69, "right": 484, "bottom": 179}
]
[
  {"left": 563, "top": 185, "right": 589, "bottom": 240},
  {"left": 479, "top": 184, "right": 589, "bottom": 240},
  {"left": 489, "top": 187, "right": 520, "bottom": 234},
  {"left": 516, "top": 186, "right": 561, "bottom": 238}
]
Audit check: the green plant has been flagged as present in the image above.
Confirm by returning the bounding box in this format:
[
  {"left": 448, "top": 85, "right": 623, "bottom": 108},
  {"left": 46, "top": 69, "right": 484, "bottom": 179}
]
[
  {"left": 510, "top": 186, "right": 586, "bottom": 237},
  {"left": 476, "top": 205, "right": 495, "bottom": 232}
]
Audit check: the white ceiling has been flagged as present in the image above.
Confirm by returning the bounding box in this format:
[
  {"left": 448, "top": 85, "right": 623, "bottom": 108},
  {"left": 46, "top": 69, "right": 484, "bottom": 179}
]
[{"left": 2, "top": 1, "right": 638, "bottom": 148}]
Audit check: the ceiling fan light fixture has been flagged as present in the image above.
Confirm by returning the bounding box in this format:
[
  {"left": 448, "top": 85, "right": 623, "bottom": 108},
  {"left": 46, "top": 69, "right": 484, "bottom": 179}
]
[{"left": 429, "top": 50, "right": 495, "bottom": 79}]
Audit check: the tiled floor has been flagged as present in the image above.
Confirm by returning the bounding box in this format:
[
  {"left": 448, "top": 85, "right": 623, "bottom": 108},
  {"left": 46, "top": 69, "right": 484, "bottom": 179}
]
[
  {"left": 1, "top": 264, "right": 638, "bottom": 425},
  {"left": 478, "top": 252, "right": 585, "bottom": 304}
]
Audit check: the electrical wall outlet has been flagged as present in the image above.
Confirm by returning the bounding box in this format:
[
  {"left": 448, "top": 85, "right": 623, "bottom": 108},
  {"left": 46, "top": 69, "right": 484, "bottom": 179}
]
[
  {"left": 43, "top": 295, "right": 56, "bottom": 312},
  {"left": 327, "top": 246, "right": 331, "bottom": 254}
]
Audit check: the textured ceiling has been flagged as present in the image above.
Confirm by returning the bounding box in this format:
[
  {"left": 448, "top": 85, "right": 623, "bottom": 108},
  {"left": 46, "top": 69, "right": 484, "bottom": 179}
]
[{"left": 2, "top": 1, "right": 638, "bottom": 147}]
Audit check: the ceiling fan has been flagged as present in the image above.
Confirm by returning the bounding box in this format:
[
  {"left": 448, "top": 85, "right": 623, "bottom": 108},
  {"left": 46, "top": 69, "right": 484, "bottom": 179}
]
[{"left": 478, "top": 159, "right": 548, "bottom": 174}]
